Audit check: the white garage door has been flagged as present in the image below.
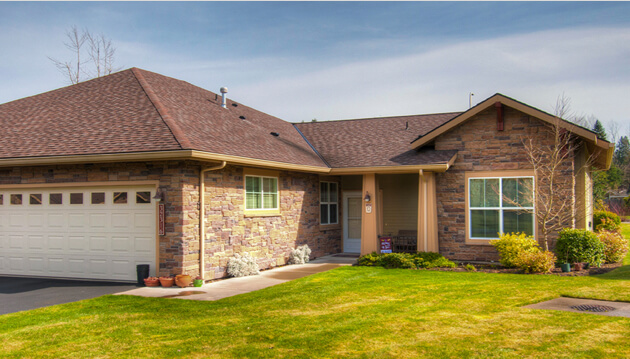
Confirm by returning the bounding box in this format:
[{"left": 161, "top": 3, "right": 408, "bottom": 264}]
[{"left": 0, "top": 185, "right": 157, "bottom": 281}]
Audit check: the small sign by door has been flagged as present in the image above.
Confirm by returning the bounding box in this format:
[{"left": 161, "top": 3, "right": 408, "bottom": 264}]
[
  {"left": 380, "top": 236, "right": 392, "bottom": 253},
  {"left": 158, "top": 204, "right": 165, "bottom": 235},
  {"left": 365, "top": 203, "right": 372, "bottom": 214}
]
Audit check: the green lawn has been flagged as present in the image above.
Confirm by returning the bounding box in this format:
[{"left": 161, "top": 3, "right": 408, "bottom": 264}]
[{"left": 2, "top": 233, "right": 630, "bottom": 358}]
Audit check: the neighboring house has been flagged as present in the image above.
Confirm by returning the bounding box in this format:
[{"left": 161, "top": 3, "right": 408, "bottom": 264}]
[{"left": 0, "top": 68, "right": 613, "bottom": 281}]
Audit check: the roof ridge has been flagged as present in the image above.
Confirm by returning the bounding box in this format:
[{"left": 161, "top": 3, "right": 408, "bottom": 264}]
[
  {"left": 293, "top": 111, "right": 462, "bottom": 124},
  {"left": 130, "top": 68, "right": 191, "bottom": 149}
]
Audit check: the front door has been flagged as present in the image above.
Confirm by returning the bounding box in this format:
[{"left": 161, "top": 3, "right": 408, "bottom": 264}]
[{"left": 343, "top": 191, "right": 362, "bottom": 253}]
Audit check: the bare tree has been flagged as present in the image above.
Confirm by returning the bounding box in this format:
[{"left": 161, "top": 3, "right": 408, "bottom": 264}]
[
  {"left": 48, "top": 26, "right": 120, "bottom": 84},
  {"left": 506, "top": 95, "right": 595, "bottom": 251}
]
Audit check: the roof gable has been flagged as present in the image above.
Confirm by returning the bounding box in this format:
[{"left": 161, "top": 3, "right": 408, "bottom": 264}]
[{"left": 409, "top": 93, "right": 614, "bottom": 169}]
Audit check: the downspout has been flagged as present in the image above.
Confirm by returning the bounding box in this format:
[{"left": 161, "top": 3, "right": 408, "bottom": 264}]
[{"left": 199, "top": 161, "right": 227, "bottom": 280}]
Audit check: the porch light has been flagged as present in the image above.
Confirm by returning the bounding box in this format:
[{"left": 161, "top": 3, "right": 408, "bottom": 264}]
[
  {"left": 152, "top": 188, "right": 165, "bottom": 202},
  {"left": 364, "top": 192, "right": 371, "bottom": 202}
]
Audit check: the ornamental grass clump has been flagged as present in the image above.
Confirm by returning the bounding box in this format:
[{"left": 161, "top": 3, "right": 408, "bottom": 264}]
[
  {"left": 555, "top": 228, "right": 605, "bottom": 267},
  {"left": 227, "top": 252, "right": 260, "bottom": 277},
  {"left": 490, "top": 233, "right": 540, "bottom": 268},
  {"left": 597, "top": 230, "right": 629, "bottom": 263},
  {"left": 288, "top": 244, "right": 312, "bottom": 264}
]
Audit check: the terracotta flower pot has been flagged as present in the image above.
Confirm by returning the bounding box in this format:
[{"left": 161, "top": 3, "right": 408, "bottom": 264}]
[
  {"left": 573, "top": 262, "right": 583, "bottom": 271},
  {"left": 159, "top": 277, "right": 175, "bottom": 287},
  {"left": 175, "top": 274, "right": 192, "bottom": 288},
  {"left": 144, "top": 277, "right": 160, "bottom": 287}
]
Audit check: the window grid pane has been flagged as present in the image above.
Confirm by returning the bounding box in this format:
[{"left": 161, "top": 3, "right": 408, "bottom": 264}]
[{"left": 469, "top": 176, "right": 534, "bottom": 239}]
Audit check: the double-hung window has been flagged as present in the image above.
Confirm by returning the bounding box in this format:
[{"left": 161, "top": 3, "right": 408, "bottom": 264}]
[
  {"left": 245, "top": 176, "right": 278, "bottom": 210},
  {"left": 468, "top": 176, "right": 534, "bottom": 239},
  {"left": 320, "top": 182, "right": 338, "bottom": 225}
]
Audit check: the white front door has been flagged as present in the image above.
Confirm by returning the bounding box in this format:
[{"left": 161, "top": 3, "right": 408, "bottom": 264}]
[
  {"left": 343, "top": 191, "right": 362, "bottom": 253},
  {"left": 0, "top": 185, "right": 157, "bottom": 281}
]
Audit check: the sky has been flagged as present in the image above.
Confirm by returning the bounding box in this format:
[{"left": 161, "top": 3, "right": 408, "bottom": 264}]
[{"left": 1, "top": 2, "right": 629, "bottom": 139}]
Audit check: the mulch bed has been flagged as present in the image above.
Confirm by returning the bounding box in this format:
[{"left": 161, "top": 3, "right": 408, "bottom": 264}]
[{"left": 429, "top": 262, "right": 623, "bottom": 276}]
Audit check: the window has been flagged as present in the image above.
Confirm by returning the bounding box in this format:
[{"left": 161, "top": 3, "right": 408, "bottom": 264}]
[
  {"left": 468, "top": 176, "right": 534, "bottom": 239},
  {"left": 113, "top": 192, "right": 127, "bottom": 204},
  {"left": 245, "top": 176, "right": 278, "bottom": 210},
  {"left": 49, "top": 193, "right": 62, "bottom": 205},
  {"left": 30, "top": 194, "right": 42, "bottom": 205},
  {"left": 320, "top": 182, "right": 338, "bottom": 225},
  {"left": 10, "top": 194, "right": 22, "bottom": 205},
  {"left": 70, "top": 193, "right": 83, "bottom": 204},
  {"left": 91, "top": 192, "right": 105, "bottom": 204},
  {"left": 136, "top": 191, "right": 151, "bottom": 204}
]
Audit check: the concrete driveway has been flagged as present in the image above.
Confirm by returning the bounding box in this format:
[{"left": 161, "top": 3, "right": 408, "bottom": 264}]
[{"left": 0, "top": 276, "right": 137, "bottom": 315}]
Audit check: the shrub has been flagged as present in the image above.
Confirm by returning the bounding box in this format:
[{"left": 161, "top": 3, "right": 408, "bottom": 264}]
[
  {"left": 288, "top": 244, "right": 312, "bottom": 264},
  {"left": 356, "top": 252, "right": 381, "bottom": 266},
  {"left": 227, "top": 252, "right": 260, "bottom": 277},
  {"left": 490, "top": 233, "right": 540, "bottom": 268},
  {"left": 514, "top": 251, "right": 557, "bottom": 274},
  {"left": 597, "top": 230, "right": 629, "bottom": 263},
  {"left": 593, "top": 210, "right": 621, "bottom": 232},
  {"left": 464, "top": 264, "right": 477, "bottom": 272},
  {"left": 555, "top": 228, "right": 605, "bottom": 267},
  {"left": 356, "top": 252, "right": 456, "bottom": 269}
]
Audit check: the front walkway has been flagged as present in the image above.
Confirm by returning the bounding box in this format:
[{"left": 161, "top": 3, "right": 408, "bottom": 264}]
[{"left": 117, "top": 254, "right": 357, "bottom": 301}]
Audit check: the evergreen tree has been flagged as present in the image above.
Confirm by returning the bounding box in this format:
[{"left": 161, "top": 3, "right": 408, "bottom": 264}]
[
  {"left": 614, "top": 136, "right": 630, "bottom": 168},
  {"left": 592, "top": 120, "right": 608, "bottom": 141}
]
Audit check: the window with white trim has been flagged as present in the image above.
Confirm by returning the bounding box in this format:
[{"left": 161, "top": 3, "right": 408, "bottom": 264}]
[
  {"left": 320, "top": 182, "right": 338, "bottom": 225},
  {"left": 469, "top": 177, "right": 534, "bottom": 239},
  {"left": 245, "top": 176, "right": 278, "bottom": 210}
]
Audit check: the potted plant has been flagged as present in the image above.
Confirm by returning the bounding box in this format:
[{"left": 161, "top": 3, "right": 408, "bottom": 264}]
[
  {"left": 573, "top": 262, "right": 583, "bottom": 271},
  {"left": 175, "top": 274, "right": 192, "bottom": 288},
  {"left": 193, "top": 276, "right": 204, "bottom": 287},
  {"left": 144, "top": 276, "right": 160, "bottom": 287},
  {"left": 159, "top": 276, "right": 174, "bottom": 287}
]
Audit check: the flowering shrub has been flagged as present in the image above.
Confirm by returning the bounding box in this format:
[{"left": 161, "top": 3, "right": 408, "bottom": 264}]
[
  {"left": 227, "top": 252, "right": 260, "bottom": 277},
  {"left": 555, "top": 228, "right": 605, "bottom": 267},
  {"left": 593, "top": 210, "right": 621, "bottom": 232},
  {"left": 288, "top": 244, "right": 312, "bottom": 264},
  {"left": 490, "top": 233, "right": 540, "bottom": 268},
  {"left": 514, "top": 250, "right": 557, "bottom": 274},
  {"left": 597, "top": 230, "right": 629, "bottom": 263}
]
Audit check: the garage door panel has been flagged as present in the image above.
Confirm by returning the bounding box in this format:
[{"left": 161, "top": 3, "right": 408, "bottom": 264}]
[
  {"left": 9, "top": 214, "right": 26, "bottom": 227},
  {"left": 48, "top": 213, "right": 65, "bottom": 228},
  {"left": 0, "top": 186, "right": 156, "bottom": 281},
  {"left": 28, "top": 235, "right": 45, "bottom": 250},
  {"left": 10, "top": 234, "right": 25, "bottom": 249},
  {"left": 89, "top": 236, "right": 109, "bottom": 252},
  {"left": 27, "top": 257, "right": 45, "bottom": 273},
  {"left": 48, "top": 235, "right": 65, "bottom": 251}
]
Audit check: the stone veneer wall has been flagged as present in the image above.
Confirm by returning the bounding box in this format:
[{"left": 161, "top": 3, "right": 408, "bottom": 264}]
[
  {"left": 433, "top": 107, "right": 577, "bottom": 262},
  {"left": 0, "top": 161, "right": 342, "bottom": 278},
  {"left": 201, "top": 165, "right": 342, "bottom": 279}
]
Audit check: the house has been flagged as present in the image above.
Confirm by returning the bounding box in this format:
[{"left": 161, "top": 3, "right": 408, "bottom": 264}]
[{"left": 0, "top": 68, "right": 613, "bottom": 281}]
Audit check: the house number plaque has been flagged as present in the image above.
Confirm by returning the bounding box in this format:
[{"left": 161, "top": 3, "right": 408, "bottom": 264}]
[
  {"left": 365, "top": 203, "right": 372, "bottom": 214},
  {"left": 158, "top": 204, "right": 165, "bottom": 235}
]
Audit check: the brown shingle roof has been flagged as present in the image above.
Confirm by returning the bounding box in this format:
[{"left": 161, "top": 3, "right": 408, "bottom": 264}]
[
  {"left": 0, "top": 68, "right": 327, "bottom": 168},
  {"left": 295, "top": 113, "right": 460, "bottom": 168}
]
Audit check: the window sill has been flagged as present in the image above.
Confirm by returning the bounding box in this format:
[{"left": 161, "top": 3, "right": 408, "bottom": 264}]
[
  {"left": 465, "top": 238, "right": 497, "bottom": 246},
  {"left": 244, "top": 209, "right": 281, "bottom": 218},
  {"left": 319, "top": 223, "right": 341, "bottom": 231}
]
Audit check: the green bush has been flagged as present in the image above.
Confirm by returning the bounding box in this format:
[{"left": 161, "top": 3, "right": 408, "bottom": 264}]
[
  {"left": 514, "top": 251, "right": 557, "bottom": 274},
  {"left": 597, "top": 230, "right": 629, "bottom": 263},
  {"left": 356, "top": 252, "right": 456, "bottom": 269},
  {"left": 593, "top": 210, "right": 621, "bottom": 232},
  {"left": 490, "top": 233, "right": 540, "bottom": 268},
  {"left": 555, "top": 228, "right": 605, "bottom": 267},
  {"left": 464, "top": 264, "right": 477, "bottom": 272}
]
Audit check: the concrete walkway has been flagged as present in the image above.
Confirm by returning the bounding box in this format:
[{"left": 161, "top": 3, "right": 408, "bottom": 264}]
[{"left": 117, "top": 254, "right": 357, "bottom": 301}]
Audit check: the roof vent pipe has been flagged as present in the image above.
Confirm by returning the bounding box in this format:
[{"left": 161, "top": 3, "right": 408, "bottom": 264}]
[{"left": 220, "top": 87, "right": 228, "bottom": 109}]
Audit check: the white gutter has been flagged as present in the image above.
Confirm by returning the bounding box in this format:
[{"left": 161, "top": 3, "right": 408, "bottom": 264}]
[{"left": 199, "top": 161, "right": 227, "bottom": 280}]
